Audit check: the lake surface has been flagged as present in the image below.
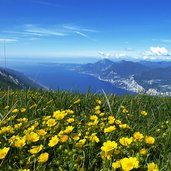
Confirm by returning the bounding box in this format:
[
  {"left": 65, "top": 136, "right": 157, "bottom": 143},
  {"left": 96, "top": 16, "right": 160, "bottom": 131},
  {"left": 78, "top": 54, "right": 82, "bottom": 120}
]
[{"left": 1, "top": 59, "right": 131, "bottom": 95}]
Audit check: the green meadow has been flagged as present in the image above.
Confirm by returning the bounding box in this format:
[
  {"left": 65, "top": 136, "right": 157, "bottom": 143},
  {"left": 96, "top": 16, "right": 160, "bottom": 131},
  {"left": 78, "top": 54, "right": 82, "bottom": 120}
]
[{"left": 0, "top": 90, "right": 171, "bottom": 171}]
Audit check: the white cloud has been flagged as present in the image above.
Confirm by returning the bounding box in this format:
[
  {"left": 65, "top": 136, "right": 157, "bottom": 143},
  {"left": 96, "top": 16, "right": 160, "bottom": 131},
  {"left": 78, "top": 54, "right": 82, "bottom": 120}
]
[
  {"left": 63, "top": 25, "right": 97, "bottom": 33},
  {"left": 143, "top": 46, "right": 171, "bottom": 60},
  {"left": 0, "top": 38, "right": 17, "bottom": 42},
  {"left": 145, "top": 46, "right": 169, "bottom": 56},
  {"left": 98, "top": 51, "right": 127, "bottom": 59},
  {"left": 75, "top": 31, "right": 89, "bottom": 38},
  {"left": 25, "top": 27, "right": 66, "bottom": 37},
  {"left": 150, "top": 46, "right": 169, "bottom": 56}
]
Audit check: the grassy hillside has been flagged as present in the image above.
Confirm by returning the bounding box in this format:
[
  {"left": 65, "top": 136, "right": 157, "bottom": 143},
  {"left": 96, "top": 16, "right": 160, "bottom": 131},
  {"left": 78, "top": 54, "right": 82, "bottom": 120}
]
[
  {"left": 0, "top": 67, "right": 43, "bottom": 90},
  {"left": 0, "top": 90, "right": 171, "bottom": 171}
]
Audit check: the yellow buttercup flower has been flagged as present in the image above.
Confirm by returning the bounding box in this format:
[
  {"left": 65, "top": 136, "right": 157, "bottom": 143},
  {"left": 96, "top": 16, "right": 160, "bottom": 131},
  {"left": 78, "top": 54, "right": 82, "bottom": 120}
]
[
  {"left": 90, "top": 115, "right": 98, "bottom": 121},
  {"left": 53, "top": 110, "right": 66, "bottom": 120},
  {"left": 139, "top": 148, "right": 148, "bottom": 155},
  {"left": 14, "top": 138, "right": 26, "bottom": 148},
  {"left": 25, "top": 132, "right": 39, "bottom": 142},
  {"left": 72, "top": 133, "right": 81, "bottom": 141},
  {"left": 38, "top": 152, "right": 49, "bottom": 163},
  {"left": 89, "top": 133, "right": 99, "bottom": 143},
  {"left": 147, "top": 162, "right": 159, "bottom": 171},
  {"left": 46, "top": 118, "right": 56, "bottom": 127},
  {"left": 36, "top": 129, "right": 47, "bottom": 136},
  {"left": 20, "top": 108, "right": 26, "bottom": 113},
  {"left": 59, "top": 135, "right": 69, "bottom": 143},
  {"left": 17, "top": 117, "right": 28, "bottom": 123},
  {"left": 29, "top": 144, "right": 43, "bottom": 154},
  {"left": 141, "top": 111, "right": 148, "bottom": 116},
  {"left": 108, "top": 116, "right": 115, "bottom": 124},
  {"left": 145, "top": 136, "right": 155, "bottom": 145},
  {"left": 119, "top": 137, "right": 133, "bottom": 146},
  {"left": 104, "top": 126, "right": 116, "bottom": 133},
  {"left": 76, "top": 139, "right": 86, "bottom": 148},
  {"left": 96, "top": 99, "right": 102, "bottom": 105},
  {"left": 48, "top": 135, "right": 59, "bottom": 147},
  {"left": 67, "top": 118, "right": 75, "bottom": 123},
  {"left": 133, "top": 132, "right": 144, "bottom": 141},
  {"left": 101, "top": 140, "right": 118, "bottom": 159},
  {"left": 64, "top": 126, "right": 74, "bottom": 134},
  {"left": 0, "top": 147, "right": 10, "bottom": 159},
  {"left": 101, "top": 140, "right": 117, "bottom": 153},
  {"left": 120, "top": 157, "right": 139, "bottom": 171},
  {"left": 112, "top": 161, "right": 120, "bottom": 169},
  {"left": 12, "top": 108, "right": 19, "bottom": 113}
]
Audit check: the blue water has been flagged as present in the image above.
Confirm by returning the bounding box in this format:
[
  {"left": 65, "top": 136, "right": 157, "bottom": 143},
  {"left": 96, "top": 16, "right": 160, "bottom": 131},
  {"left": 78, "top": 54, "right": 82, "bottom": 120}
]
[{"left": 1, "top": 59, "right": 131, "bottom": 95}]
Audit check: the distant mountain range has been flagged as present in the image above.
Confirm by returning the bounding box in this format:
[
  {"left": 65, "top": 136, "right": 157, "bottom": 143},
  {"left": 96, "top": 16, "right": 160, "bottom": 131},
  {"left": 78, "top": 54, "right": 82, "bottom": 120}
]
[
  {"left": 78, "top": 59, "right": 171, "bottom": 96},
  {"left": 0, "top": 67, "right": 43, "bottom": 90}
]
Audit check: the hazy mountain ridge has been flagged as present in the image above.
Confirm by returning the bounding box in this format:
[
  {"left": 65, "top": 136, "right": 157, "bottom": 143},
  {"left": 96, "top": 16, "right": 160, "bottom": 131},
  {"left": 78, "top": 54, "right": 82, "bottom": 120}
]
[
  {"left": 0, "top": 67, "right": 43, "bottom": 90},
  {"left": 78, "top": 59, "right": 171, "bottom": 96}
]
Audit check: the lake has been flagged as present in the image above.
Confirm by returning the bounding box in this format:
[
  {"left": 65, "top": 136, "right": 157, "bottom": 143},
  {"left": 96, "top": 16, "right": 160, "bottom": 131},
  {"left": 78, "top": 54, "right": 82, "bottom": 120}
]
[{"left": 2, "top": 58, "right": 131, "bottom": 95}]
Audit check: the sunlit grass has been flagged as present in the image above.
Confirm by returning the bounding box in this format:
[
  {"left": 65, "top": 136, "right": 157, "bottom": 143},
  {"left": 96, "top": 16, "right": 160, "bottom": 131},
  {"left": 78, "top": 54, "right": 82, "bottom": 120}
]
[{"left": 0, "top": 90, "right": 171, "bottom": 170}]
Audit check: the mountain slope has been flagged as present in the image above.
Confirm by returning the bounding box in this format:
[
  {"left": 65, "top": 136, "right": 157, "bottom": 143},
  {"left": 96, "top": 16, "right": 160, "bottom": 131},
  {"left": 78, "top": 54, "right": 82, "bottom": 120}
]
[
  {"left": 0, "top": 67, "right": 43, "bottom": 90},
  {"left": 78, "top": 59, "right": 171, "bottom": 95}
]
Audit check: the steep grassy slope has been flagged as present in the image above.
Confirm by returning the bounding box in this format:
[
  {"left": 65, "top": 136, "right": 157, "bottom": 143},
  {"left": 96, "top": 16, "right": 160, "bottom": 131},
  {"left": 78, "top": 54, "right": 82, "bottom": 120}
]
[{"left": 0, "top": 90, "right": 171, "bottom": 170}]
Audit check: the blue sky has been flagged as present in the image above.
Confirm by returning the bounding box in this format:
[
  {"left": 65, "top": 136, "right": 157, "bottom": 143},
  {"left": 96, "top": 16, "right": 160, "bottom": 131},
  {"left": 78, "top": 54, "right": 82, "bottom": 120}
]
[{"left": 0, "top": 0, "right": 171, "bottom": 60}]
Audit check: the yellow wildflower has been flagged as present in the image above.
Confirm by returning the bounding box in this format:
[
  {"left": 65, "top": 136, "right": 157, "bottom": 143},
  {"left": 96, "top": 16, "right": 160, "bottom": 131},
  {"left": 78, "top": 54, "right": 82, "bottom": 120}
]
[
  {"left": 76, "top": 139, "right": 86, "bottom": 148},
  {"left": 104, "top": 126, "right": 116, "bottom": 133},
  {"left": 72, "top": 133, "right": 81, "bottom": 141},
  {"left": 12, "top": 108, "right": 19, "bottom": 113},
  {"left": 120, "top": 157, "right": 139, "bottom": 171},
  {"left": 59, "top": 135, "right": 69, "bottom": 143},
  {"left": 139, "top": 148, "right": 148, "bottom": 155},
  {"left": 89, "top": 133, "right": 99, "bottom": 143},
  {"left": 0, "top": 147, "right": 10, "bottom": 159},
  {"left": 46, "top": 118, "right": 56, "bottom": 127},
  {"left": 101, "top": 140, "right": 118, "bottom": 159},
  {"left": 65, "top": 109, "right": 74, "bottom": 115},
  {"left": 14, "top": 123, "right": 22, "bottom": 129},
  {"left": 67, "top": 118, "right": 75, "bottom": 123},
  {"left": 90, "top": 115, "right": 98, "bottom": 121},
  {"left": 53, "top": 110, "right": 66, "bottom": 120},
  {"left": 96, "top": 99, "right": 102, "bottom": 105},
  {"left": 119, "top": 124, "right": 128, "bottom": 129},
  {"left": 17, "top": 118, "right": 28, "bottom": 123},
  {"left": 119, "top": 137, "right": 133, "bottom": 146},
  {"left": 115, "top": 119, "right": 122, "bottom": 125},
  {"left": 36, "top": 129, "right": 47, "bottom": 136},
  {"left": 48, "top": 135, "right": 59, "bottom": 147},
  {"left": 101, "top": 140, "right": 118, "bottom": 153},
  {"left": 29, "top": 144, "right": 43, "bottom": 154},
  {"left": 20, "top": 108, "right": 26, "bottom": 113},
  {"left": 133, "top": 132, "right": 144, "bottom": 141},
  {"left": 14, "top": 138, "right": 26, "bottom": 148},
  {"left": 145, "top": 136, "right": 155, "bottom": 145},
  {"left": 25, "top": 132, "right": 39, "bottom": 142},
  {"left": 42, "top": 115, "right": 51, "bottom": 121},
  {"left": 141, "top": 111, "right": 148, "bottom": 116},
  {"left": 38, "top": 152, "right": 49, "bottom": 163},
  {"left": 112, "top": 161, "right": 120, "bottom": 169},
  {"left": 147, "top": 162, "right": 159, "bottom": 171},
  {"left": 108, "top": 116, "right": 115, "bottom": 124},
  {"left": 64, "top": 126, "right": 74, "bottom": 134},
  {"left": 95, "top": 105, "right": 100, "bottom": 111}
]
